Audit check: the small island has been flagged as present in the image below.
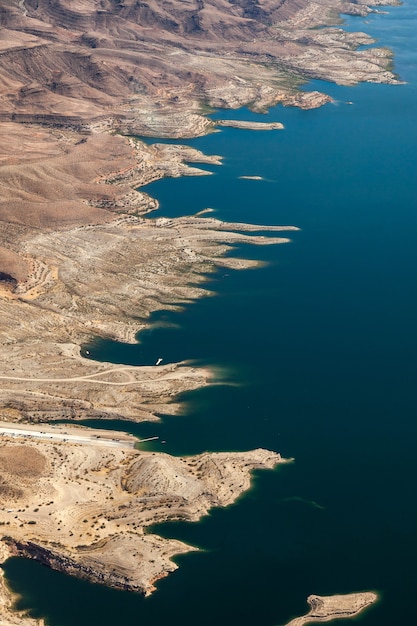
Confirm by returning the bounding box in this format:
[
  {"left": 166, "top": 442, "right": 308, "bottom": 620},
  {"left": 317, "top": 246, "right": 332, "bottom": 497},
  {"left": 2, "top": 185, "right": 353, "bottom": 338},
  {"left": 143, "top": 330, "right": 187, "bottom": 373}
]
[{"left": 284, "top": 592, "right": 378, "bottom": 626}]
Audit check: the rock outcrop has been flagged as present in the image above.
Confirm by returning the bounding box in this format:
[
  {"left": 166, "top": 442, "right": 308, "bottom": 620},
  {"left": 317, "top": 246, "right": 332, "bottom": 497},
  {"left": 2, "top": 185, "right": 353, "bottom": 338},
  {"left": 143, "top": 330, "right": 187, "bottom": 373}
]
[{"left": 0, "top": 438, "right": 287, "bottom": 602}]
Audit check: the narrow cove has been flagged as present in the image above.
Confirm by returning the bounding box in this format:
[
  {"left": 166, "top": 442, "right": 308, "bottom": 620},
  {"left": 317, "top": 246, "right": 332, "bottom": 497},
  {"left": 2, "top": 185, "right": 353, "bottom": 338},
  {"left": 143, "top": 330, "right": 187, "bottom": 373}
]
[{"left": 4, "top": 3, "right": 417, "bottom": 625}]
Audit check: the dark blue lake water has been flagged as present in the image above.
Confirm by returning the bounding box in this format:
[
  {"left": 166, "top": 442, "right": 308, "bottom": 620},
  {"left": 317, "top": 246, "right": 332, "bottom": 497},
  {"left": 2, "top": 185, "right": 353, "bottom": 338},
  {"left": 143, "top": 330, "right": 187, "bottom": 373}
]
[{"left": 4, "top": 3, "right": 417, "bottom": 625}]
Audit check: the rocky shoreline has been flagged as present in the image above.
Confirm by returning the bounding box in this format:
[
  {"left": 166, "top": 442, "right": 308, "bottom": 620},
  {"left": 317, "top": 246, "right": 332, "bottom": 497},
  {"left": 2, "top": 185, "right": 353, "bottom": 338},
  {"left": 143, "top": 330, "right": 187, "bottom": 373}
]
[
  {"left": 0, "top": 0, "right": 401, "bottom": 141},
  {"left": 0, "top": 0, "right": 401, "bottom": 622},
  {"left": 0, "top": 438, "right": 289, "bottom": 622}
]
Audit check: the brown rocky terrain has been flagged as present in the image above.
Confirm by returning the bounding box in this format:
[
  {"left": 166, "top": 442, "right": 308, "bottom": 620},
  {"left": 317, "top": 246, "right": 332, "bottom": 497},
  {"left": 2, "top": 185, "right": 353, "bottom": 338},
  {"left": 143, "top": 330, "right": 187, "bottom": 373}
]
[
  {"left": 0, "top": 0, "right": 400, "bottom": 287},
  {"left": 0, "top": 210, "right": 295, "bottom": 424},
  {"left": 0, "top": 0, "right": 400, "bottom": 137},
  {"left": 0, "top": 0, "right": 400, "bottom": 622},
  {"left": 0, "top": 435, "right": 287, "bottom": 625}
]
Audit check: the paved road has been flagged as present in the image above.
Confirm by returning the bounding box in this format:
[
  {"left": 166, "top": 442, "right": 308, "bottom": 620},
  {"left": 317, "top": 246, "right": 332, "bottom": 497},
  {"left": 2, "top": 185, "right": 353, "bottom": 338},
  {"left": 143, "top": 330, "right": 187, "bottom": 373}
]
[{"left": 0, "top": 425, "right": 136, "bottom": 449}]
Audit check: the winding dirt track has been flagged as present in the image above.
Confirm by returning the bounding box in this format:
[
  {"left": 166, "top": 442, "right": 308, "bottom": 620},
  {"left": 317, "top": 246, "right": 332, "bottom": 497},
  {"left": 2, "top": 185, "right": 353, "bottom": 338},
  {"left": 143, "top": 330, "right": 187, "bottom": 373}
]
[{"left": 0, "top": 366, "right": 156, "bottom": 385}]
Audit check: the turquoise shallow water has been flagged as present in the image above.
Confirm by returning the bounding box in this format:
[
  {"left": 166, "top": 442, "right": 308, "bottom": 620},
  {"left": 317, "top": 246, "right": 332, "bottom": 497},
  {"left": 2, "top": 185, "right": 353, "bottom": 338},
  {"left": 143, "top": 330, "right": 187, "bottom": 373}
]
[{"left": 4, "top": 3, "right": 417, "bottom": 625}]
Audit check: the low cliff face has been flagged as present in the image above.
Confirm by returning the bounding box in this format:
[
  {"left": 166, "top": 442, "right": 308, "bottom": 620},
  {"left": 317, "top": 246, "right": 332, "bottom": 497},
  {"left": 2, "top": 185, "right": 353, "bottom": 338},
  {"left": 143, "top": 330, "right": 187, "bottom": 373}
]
[{"left": 4, "top": 538, "right": 150, "bottom": 592}]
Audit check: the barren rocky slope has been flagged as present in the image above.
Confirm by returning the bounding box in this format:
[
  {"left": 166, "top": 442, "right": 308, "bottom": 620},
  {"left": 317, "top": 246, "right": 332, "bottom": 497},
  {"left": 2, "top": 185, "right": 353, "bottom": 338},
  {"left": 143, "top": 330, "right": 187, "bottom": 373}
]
[
  {"left": 0, "top": 0, "right": 399, "bottom": 135},
  {"left": 0, "top": 0, "right": 399, "bottom": 292},
  {"left": 0, "top": 0, "right": 399, "bottom": 622},
  {"left": 0, "top": 210, "right": 295, "bottom": 424},
  {"left": 0, "top": 436, "right": 287, "bottom": 624}
]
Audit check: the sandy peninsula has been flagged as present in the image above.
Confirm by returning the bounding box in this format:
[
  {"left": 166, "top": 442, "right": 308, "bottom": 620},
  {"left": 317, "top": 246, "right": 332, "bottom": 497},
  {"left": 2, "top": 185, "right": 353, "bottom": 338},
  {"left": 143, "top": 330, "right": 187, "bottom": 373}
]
[
  {"left": 0, "top": 432, "right": 288, "bottom": 624},
  {"left": 284, "top": 592, "right": 378, "bottom": 626},
  {"left": 217, "top": 120, "right": 284, "bottom": 131}
]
